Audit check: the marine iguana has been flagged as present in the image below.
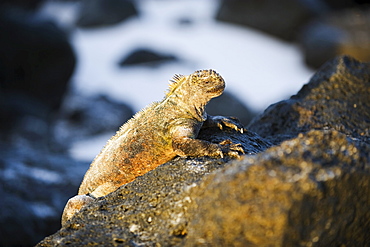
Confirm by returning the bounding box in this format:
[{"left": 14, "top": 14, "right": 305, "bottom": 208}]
[{"left": 62, "top": 69, "right": 245, "bottom": 225}]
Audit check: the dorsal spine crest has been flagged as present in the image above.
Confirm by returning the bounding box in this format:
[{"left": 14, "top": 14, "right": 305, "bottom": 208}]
[{"left": 167, "top": 74, "right": 186, "bottom": 96}]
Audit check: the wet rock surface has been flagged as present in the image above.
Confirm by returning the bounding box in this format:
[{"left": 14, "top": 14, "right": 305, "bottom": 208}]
[
  {"left": 0, "top": 88, "right": 136, "bottom": 245},
  {"left": 0, "top": 92, "right": 134, "bottom": 247},
  {"left": 0, "top": 142, "right": 88, "bottom": 246},
  {"left": 36, "top": 56, "right": 370, "bottom": 246}
]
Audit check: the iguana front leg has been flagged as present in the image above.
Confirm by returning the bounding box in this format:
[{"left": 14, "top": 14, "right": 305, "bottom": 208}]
[
  {"left": 171, "top": 121, "right": 244, "bottom": 158},
  {"left": 203, "top": 115, "right": 245, "bottom": 133}
]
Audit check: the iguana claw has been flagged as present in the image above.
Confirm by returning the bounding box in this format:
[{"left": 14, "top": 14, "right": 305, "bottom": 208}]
[
  {"left": 210, "top": 116, "right": 245, "bottom": 133},
  {"left": 219, "top": 139, "right": 245, "bottom": 158}
]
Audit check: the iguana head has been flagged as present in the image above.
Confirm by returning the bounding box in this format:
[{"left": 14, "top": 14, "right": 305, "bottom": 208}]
[
  {"left": 166, "top": 69, "right": 225, "bottom": 120},
  {"left": 190, "top": 69, "right": 225, "bottom": 97},
  {"left": 168, "top": 69, "right": 225, "bottom": 100}
]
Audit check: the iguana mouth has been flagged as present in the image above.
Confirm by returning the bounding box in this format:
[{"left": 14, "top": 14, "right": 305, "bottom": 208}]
[{"left": 207, "top": 84, "right": 224, "bottom": 95}]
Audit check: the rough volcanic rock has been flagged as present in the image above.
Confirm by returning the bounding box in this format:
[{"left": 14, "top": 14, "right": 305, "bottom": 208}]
[
  {"left": 118, "top": 48, "right": 178, "bottom": 67},
  {"left": 248, "top": 55, "right": 370, "bottom": 144},
  {"left": 36, "top": 56, "right": 370, "bottom": 246},
  {"left": 300, "top": 8, "right": 370, "bottom": 68},
  {"left": 76, "top": 0, "right": 138, "bottom": 28},
  {"left": 186, "top": 129, "right": 370, "bottom": 246},
  {"left": 36, "top": 128, "right": 272, "bottom": 246},
  {"left": 37, "top": 157, "right": 229, "bottom": 247}
]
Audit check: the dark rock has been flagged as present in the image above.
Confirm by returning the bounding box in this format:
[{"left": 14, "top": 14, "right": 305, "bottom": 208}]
[
  {"left": 178, "top": 17, "right": 194, "bottom": 26},
  {"left": 36, "top": 56, "right": 370, "bottom": 246},
  {"left": 186, "top": 129, "right": 370, "bottom": 246},
  {"left": 0, "top": 10, "right": 75, "bottom": 111},
  {"left": 0, "top": 92, "right": 134, "bottom": 246},
  {"left": 118, "top": 48, "right": 178, "bottom": 67},
  {"left": 0, "top": 0, "right": 45, "bottom": 10},
  {"left": 299, "top": 21, "right": 344, "bottom": 69},
  {"left": 206, "top": 91, "right": 256, "bottom": 126},
  {"left": 36, "top": 127, "right": 271, "bottom": 246},
  {"left": 37, "top": 157, "right": 228, "bottom": 246},
  {"left": 0, "top": 8, "right": 76, "bottom": 134},
  {"left": 0, "top": 90, "right": 51, "bottom": 139},
  {"left": 54, "top": 92, "right": 134, "bottom": 145},
  {"left": 248, "top": 55, "right": 370, "bottom": 144},
  {"left": 300, "top": 8, "right": 370, "bottom": 68},
  {"left": 216, "top": 0, "right": 323, "bottom": 41},
  {"left": 0, "top": 142, "right": 88, "bottom": 247},
  {"left": 198, "top": 125, "right": 273, "bottom": 155},
  {"left": 35, "top": 130, "right": 370, "bottom": 246},
  {"left": 76, "top": 0, "right": 138, "bottom": 28},
  {"left": 322, "top": 0, "right": 368, "bottom": 9}
]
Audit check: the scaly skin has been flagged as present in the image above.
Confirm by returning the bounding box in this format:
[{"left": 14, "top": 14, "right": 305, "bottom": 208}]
[{"left": 62, "top": 69, "right": 244, "bottom": 225}]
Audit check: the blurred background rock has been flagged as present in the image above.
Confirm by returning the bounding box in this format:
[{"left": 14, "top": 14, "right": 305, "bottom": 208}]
[
  {"left": 0, "top": 0, "right": 368, "bottom": 246},
  {"left": 217, "top": 0, "right": 369, "bottom": 69}
]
